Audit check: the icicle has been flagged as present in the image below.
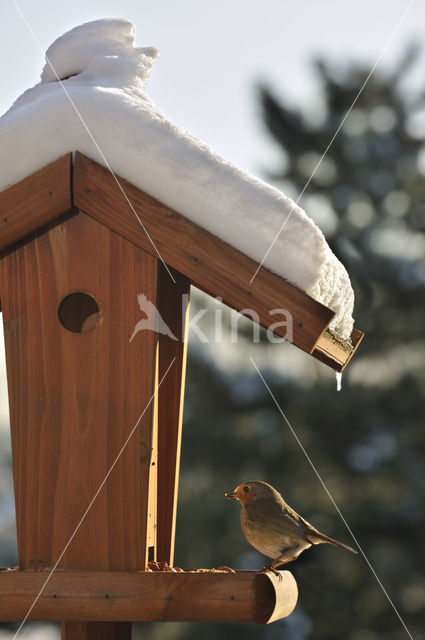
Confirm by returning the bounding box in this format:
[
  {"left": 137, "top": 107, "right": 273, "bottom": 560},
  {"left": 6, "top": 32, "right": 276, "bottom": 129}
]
[{"left": 336, "top": 371, "right": 342, "bottom": 392}]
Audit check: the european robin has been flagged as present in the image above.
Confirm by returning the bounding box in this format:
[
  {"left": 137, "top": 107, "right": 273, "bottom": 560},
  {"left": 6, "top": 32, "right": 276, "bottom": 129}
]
[{"left": 225, "top": 480, "right": 357, "bottom": 570}]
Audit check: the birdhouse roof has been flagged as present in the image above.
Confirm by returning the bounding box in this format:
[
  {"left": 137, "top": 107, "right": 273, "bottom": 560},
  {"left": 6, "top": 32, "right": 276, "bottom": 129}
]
[
  {"left": 0, "top": 152, "right": 362, "bottom": 370},
  {"left": 0, "top": 19, "right": 363, "bottom": 369}
]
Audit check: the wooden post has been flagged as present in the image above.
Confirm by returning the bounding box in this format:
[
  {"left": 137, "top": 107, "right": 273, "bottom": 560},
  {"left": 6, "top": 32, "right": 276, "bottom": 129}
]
[
  {"left": 1, "top": 211, "right": 160, "bottom": 638},
  {"left": 156, "top": 265, "right": 190, "bottom": 565}
]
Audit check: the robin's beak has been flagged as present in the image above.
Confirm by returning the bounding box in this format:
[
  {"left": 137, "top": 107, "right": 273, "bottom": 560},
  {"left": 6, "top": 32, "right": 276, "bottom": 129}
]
[{"left": 225, "top": 491, "right": 238, "bottom": 499}]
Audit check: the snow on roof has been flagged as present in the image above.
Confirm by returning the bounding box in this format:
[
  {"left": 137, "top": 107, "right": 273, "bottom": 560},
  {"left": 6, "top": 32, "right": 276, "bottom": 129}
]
[{"left": 0, "top": 18, "right": 355, "bottom": 339}]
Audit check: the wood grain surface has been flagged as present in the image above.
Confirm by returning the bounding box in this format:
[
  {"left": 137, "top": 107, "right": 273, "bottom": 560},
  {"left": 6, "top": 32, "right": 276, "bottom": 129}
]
[
  {"left": 73, "top": 152, "right": 334, "bottom": 355},
  {"left": 0, "top": 570, "right": 298, "bottom": 624},
  {"left": 156, "top": 265, "right": 190, "bottom": 565},
  {"left": 0, "top": 154, "right": 72, "bottom": 254},
  {"left": 1, "top": 212, "right": 159, "bottom": 571}
]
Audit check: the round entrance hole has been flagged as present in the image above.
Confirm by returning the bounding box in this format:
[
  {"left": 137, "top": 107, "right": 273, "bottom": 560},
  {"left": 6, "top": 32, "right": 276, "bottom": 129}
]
[{"left": 58, "top": 292, "right": 99, "bottom": 333}]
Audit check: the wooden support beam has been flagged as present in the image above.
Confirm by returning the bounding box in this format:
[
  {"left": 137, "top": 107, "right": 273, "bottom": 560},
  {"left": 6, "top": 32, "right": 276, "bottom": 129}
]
[
  {"left": 1, "top": 211, "right": 160, "bottom": 638},
  {"left": 0, "top": 570, "right": 298, "bottom": 625},
  {"left": 312, "top": 327, "right": 364, "bottom": 372},
  {"left": 72, "top": 153, "right": 335, "bottom": 356},
  {"left": 1, "top": 211, "right": 159, "bottom": 572},
  {"left": 156, "top": 265, "right": 190, "bottom": 565},
  {"left": 0, "top": 154, "right": 72, "bottom": 253}
]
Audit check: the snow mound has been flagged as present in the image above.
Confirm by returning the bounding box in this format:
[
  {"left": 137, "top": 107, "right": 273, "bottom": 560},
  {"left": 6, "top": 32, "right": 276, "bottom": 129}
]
[{"left": 0, "top": 18, "right": 355, "bottom": 339}]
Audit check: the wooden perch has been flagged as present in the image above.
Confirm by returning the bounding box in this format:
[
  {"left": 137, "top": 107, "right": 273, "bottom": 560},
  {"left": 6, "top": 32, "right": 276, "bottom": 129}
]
[{"left": 0, "top": 570, "right": 297, "bottom": 625}]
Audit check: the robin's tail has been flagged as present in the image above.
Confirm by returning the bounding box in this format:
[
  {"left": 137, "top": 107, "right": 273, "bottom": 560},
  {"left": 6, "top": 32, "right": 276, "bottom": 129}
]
[{"left": 307, "top": 531, "right": 357, "bottom": 554}]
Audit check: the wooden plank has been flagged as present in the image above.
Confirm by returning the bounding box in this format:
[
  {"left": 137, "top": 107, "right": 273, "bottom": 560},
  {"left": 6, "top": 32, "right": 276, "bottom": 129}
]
[
  {"left": 0, "top": 211, "right": 158, "bottom": 570},
  {"left": 146, "top": 345, "right": 159, "bottom": 561},
  {"left": 255, "top": 572, "right": 299, "bottom": 624},
  {"left": 156, "top": 265, "right": 190, "bottom": 566},
  {"left": 0, "top": 570, "right": 298, "bottom": 624},
  {"left": 312, "top": 327, "right": 364, "bottom": 372},
  {"left": 62, "top": 622, "right": 131, "bottom": 640},
  {"left": 0, "top": 154, "right": 72, "bottom": 253},
  {"left": 72, "top": 152, "right": 334, "bottom": 355}
]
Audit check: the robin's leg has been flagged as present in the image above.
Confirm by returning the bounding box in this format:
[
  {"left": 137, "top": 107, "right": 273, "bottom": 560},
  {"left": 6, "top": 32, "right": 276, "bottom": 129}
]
[
  {"left": 271, "top": 558, "right": 297, "bottom": 569},
  {"left": 262, "top": 553, "right": 298, "bottom": 579}
]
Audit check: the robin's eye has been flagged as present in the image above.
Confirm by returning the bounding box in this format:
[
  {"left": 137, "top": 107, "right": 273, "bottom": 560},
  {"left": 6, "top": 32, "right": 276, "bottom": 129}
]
[{"left": 243, "top": 485, "right": 250, "bottom": 493}]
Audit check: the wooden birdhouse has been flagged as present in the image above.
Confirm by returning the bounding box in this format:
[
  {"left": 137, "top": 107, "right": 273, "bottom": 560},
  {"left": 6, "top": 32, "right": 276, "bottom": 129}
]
[{"left": 0, "top": 152, "right": 363, "bottom": 639}]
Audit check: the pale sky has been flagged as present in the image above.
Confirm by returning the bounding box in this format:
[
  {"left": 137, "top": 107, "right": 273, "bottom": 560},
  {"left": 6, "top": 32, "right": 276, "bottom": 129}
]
[
  {"left": 1, "top": 0, "right": 424, "bottom": 173},
  {"left": 0, "top": 0, "right": 424, "bottom": 426}
]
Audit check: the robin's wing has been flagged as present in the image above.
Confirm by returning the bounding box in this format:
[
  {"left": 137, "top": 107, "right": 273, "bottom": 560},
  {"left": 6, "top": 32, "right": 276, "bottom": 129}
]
[
  {"left": 295, "top": 514, "right": 357, "bottom": 553},
  {"left": 245, "top": 497, "right": 310, "bottom": 543}
]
